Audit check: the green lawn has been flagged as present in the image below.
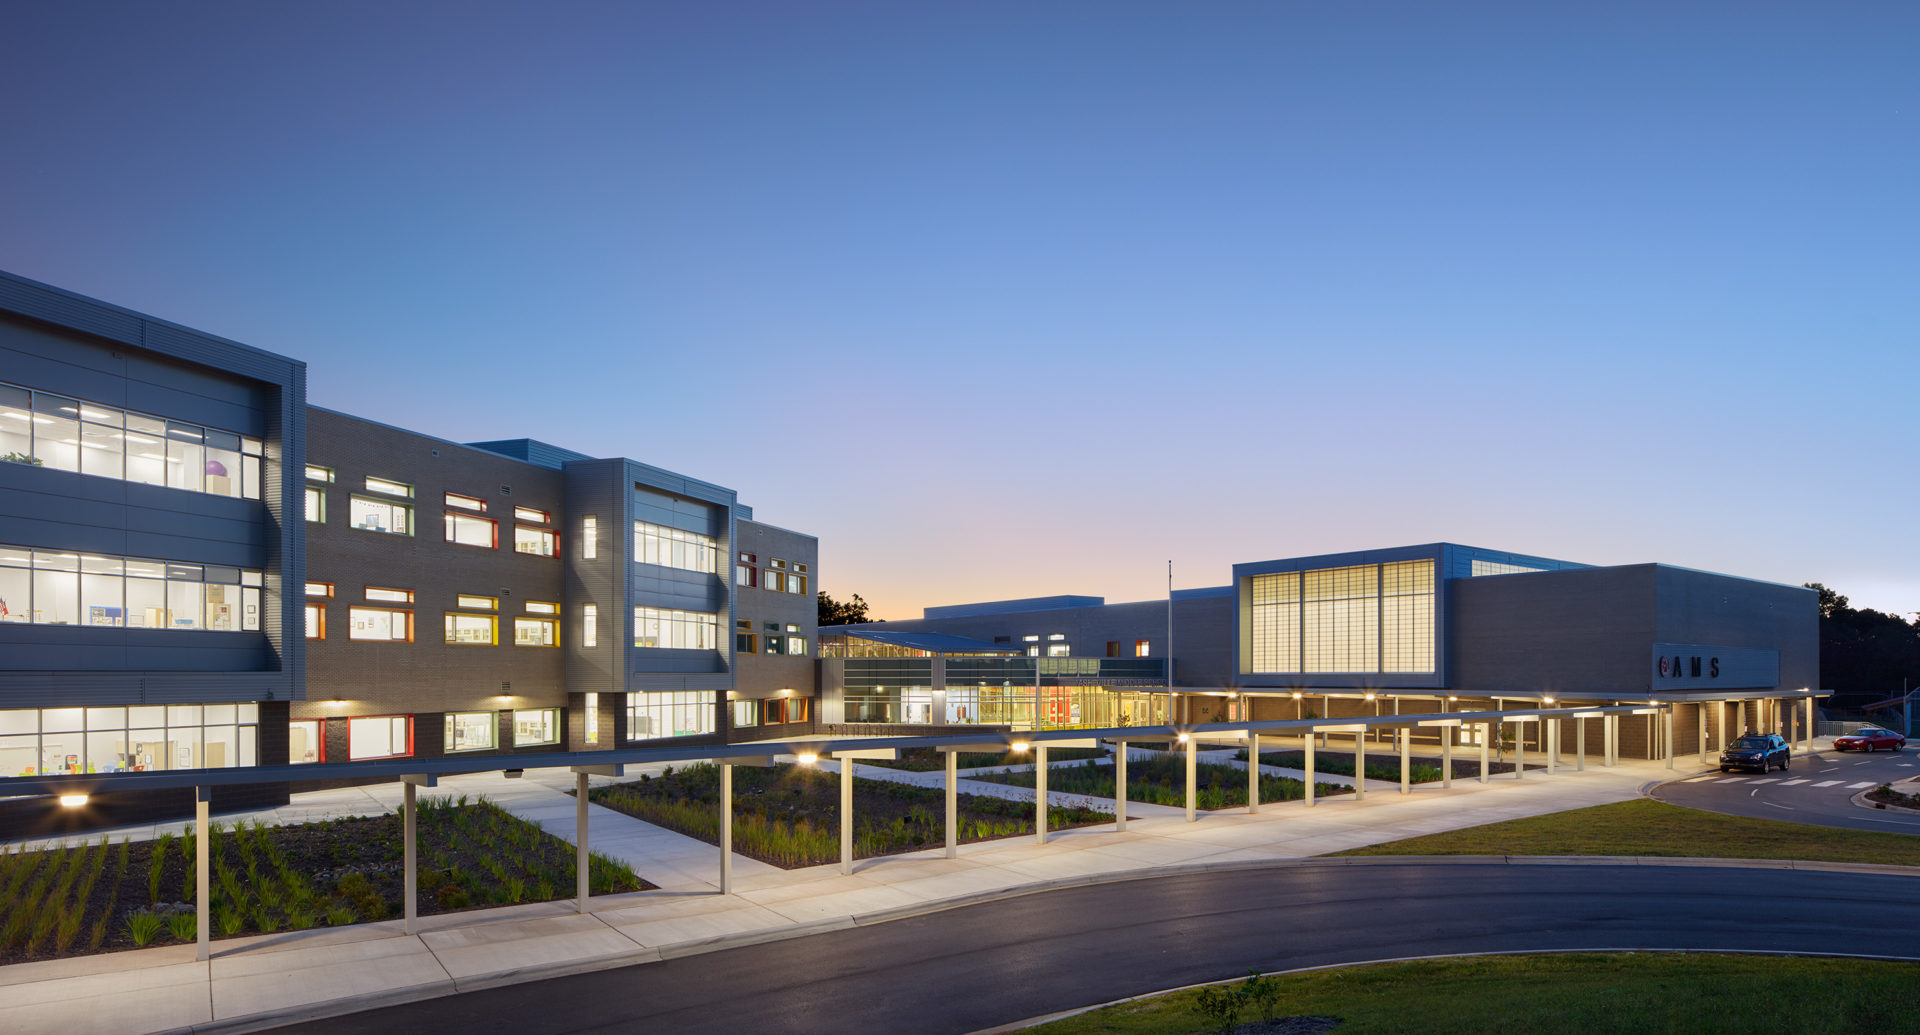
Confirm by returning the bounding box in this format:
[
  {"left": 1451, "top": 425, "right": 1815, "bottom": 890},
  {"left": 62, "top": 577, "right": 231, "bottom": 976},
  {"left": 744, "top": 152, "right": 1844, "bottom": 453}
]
[
  {"left": 1026, "top": 953, "right": 1920, "bottom": 1034},
  {"left": 1330, "top": 798, "right": 1920, "bottom": 866}
]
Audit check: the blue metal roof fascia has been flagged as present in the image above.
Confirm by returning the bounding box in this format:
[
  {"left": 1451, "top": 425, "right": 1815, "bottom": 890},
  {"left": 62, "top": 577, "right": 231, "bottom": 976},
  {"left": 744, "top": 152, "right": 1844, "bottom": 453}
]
[
  {"left": 822, "top": 628, "right": 1017, "bottom": 654},
  {"left": 467, "top": 438, "right": 595, "bottom": 469},
  {"left": 0, "top": 703, "right": 1679, "bottom": 797},
  {"left": 1232, "top": 543, "right": 1449, "bottom": 580}
]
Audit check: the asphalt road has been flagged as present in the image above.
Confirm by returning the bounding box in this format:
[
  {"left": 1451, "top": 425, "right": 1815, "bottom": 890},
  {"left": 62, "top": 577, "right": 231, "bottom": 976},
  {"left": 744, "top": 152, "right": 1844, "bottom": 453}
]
[
  {"left": 271, "top": 861, "right": 1920, "bottom": 1035},
  {"left": 1652, "top": 746, "right": 1920, "bottom": 833}
]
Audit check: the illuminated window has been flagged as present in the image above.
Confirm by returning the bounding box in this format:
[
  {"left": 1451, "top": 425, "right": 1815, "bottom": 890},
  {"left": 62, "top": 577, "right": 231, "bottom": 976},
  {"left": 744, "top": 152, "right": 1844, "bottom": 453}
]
[
  {"left": 736, "top": 553, "right": 757, "bottom": 587},
  {"left": 445, "top": 511, "right": 497, "bottom": 549},
  {"left": 785, "top": 624, "right": 806, "bottom": 656},
  {"left": 305, "top": 486, "right": 325, "bottom": 523},
  {"left": 0, "top": 381, "right": 263, "bottom": 500},
  {"left": 445, "top": 492, "right": 487, "bottom": 513},
  {"left": 513, "top": 709, "right": 560, "bottom": 746},
  {"left": 582, "top": 603, "right": 597, "bottom": 647},
  {"left": 305, "top": 465, "right": 334, "bottom": 483},
  {"left": 443, "top": 712, "right": 495, "bottom": 752},
  {"left": 731, "top": 699, "right": 760, "bottom": 728},
  {"left": 582, "top": 516, "right": 597, "bottom": 559},
  {"left": 514, "top": 617, "right": 559, "bottom": 646},
  {"left": 513, "top": 506, "right": 549, "bottom": 524},
  {"left": 633, "top": 607, "right": 718, "bottom": 650},
  {"left": 525, "top": 600, "right": 558, "bottom": 615},
  {"left": 348, "top": 716, "right": 410, "bottom": 760},
  {"left": 366, "top": 587, "right": 413, "bottom": 603},
  {"left": 1246, "top": 559, "right": 1434, "bottom": 674},
  {"left": 365, "top": 477, "right": 412, "bottom": 498},
  {"left": 444, "top": 613, "right": 497, "bottom": 645},
  {"left": 0, "top": 546, "right": 260, "bottom": 632},
  {"left": 626, "top": 691, "right": 715, "bottom": 739},
  {"left": 289, "top": 719, "right": 321, "bottom": 764},
  {"left": 1134, "top": 640, "right": 1151, "bottom": 657},
  {"left": 305, "top": 582, "right": 333, "bottom": 597},
  {"left": 304, "top": 603, "right": 325, "bottom": 640},
  {"left": 349, "top": 495, "right": 412, "bottom": 536},
  {"left": 1047, "top": 643, "right": 1070, "bottom": 657},
  {"left": 349, "top": 607, "right": 412, "bottom": 641},
  {"left": 633, "top": 521, "right": 717, "bottom": 574},
  {"left": 456, "top": 594, "right": 497, "bottom": 610},
  {"left": 514, "top": 525, "right": 558, "bottom": 557}
]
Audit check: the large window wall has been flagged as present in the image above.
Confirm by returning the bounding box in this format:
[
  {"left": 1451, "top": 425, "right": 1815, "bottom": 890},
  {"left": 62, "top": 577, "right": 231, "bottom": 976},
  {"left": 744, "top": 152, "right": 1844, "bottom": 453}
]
[
  {"left": 0, "top": 381, "right": 264, "bottom": 499},
  {"left": 632, "top": 607, "right": 718, "bottom": 650},
  {"left": 0, "top": 704, "right": 259, "bottom": 775},
  {"left": 0, "top": 544, "right": 262, "bottom": 630},
  {"left": 1247, "top": 559, "right": 1435, "bottom": 674},
  {"left": 627, "top": 691, "right": 715, "bottom": 739},
  {"left": 632, "top": 521, "right": 717, "bottom": 574}
]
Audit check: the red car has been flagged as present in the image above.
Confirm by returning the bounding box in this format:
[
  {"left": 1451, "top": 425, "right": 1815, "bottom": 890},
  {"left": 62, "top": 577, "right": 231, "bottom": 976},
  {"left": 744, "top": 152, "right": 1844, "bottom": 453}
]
[{"left": 1834, "top": 727, "right": 1907, "bottom": 752}]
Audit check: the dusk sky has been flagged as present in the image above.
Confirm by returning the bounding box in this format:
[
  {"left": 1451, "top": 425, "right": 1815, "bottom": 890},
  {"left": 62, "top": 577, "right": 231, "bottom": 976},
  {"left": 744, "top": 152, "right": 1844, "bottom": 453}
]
[{"left": 3, "top": 3, "right": 1916, "bottom": 623}]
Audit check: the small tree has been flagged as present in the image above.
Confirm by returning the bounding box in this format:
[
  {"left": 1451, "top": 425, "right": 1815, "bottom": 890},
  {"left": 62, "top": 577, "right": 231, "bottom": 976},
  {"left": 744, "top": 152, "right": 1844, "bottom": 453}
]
[
  {"left": 1193, "top": 983, "right": 1246, "bottom": 1034},
  {"left": 817, "top": 591, "right": 880, "bottom": 627}
]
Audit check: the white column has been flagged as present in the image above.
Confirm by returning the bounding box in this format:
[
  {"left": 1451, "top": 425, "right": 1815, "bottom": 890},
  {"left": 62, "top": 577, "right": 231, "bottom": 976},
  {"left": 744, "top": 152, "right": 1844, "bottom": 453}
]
[
  {"left": 1546, "top": 719, "right": 1558, "bottom": 775},
  {"left": 1576, "top": 716, "right": 1586, "bottom": 772},
  {"left": 1718, "top": 700, "right": 1729, "bottom": 753},
  {"left": 1184, "top": 736, "right": 1197, "bottom": 822},
  {"left": 1398, "top": 728, "right": 1410, "bottom": 795},
  {"left": 1441, "top": 725, "right": 1453, "bottom": 789},
  {"left": 944, "top": 749, "right": 958, "bottom": 858},
  {"left": 403, "top": 782, "right": 417, "bottom": 933},
  {"left": 1665, "top": 707, "right": 1676, "bottom": 769},
  {"left": 1114, "top": 741, "right": 1129, "bottom": 831},
  {"left": 1514, "top": 723, "right": 1525, "bottom": 779},
  {"left": 1034, "top": 745, "right": 1050, "bottom": 845},
  {"left": 840, "top": 756, "right": 854, "bottom": 876},
  {"left": 1479, "top": 723, "right": 1490, "bottom": 784},
  {"left": 1304, "top": 732, "right": 1316, "bottom": 807},
  {"left": 576, "top": 772, "right": 590, "bottom": 912},
  {"left": 1698, "top": 703, "right": 1708, "bottom": 761},
  {"left": 1247, "top": 732, "right": 1261, "bottom": 814},
  {"left": 719, "top": 763, "right": 733, "bottom": 894},
  {"left": 1354, "top": 730, "right": 1367, "bottom": 801},
  {"left": 195, "top": 788, "right": 210, "bottom": 962},
  {"left": 1804, "top": 697, "right": 1816, "bottom": 752}
]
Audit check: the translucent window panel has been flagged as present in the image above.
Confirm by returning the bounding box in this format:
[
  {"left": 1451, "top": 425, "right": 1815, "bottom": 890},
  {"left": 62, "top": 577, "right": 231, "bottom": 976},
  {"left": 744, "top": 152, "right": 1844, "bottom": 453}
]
[
  {"left": 167, "top": 581, "right": 203, "bottom": 630},
  {"left": 241, "top": 453, "right": 262, "bottom": 500},
  {"left": 420, "top": 713, "right": 462, "bottom": 754},
  {"left": 787, "top": 637, "right": 807, "bottom": 656},
  {"left": 88, "top": 730, "right": 132, "bottom": 772},
  {"left": 237, "top": 703, "right": 257, "bottom": 723},
  {"left": 129, "top": 706, "right": 165, "bottom": 727},
  {"left": 79, "top": 420, "right": 124, "bottom": 478},
  {"left": 445, "top": 512, "right": 497, "bottom": 548},
  {"left": 238, "top": 728, "right": 256, "bottom": 767},
  {"left": 168, "top": 705, "right": 203, "bottom": 726},
  {"left": 123, "top": 428, "right": 167, "bottom": 485},
  {"left": 242, "top": 586, "right": 260, "bottom": 630},
  {"left": 43, "top": 707, "right": 84, "bottom": 731},
  {"left": 511, "top": 709, "right": 559, "bottom": 746},
  {"left": 0, "top": 566, "right": 29, "bottom": 623},
  {"left": 625, "top": 692, "right": 716, "bottom": 739},
  {"left": 364, "top": 477, "right": 413, "bottom": 498},
  {"left": 165, "top": 422, "right": 204, "bottom": 492},
  {"left": 632, "top": 521, "right": 717, "bottom": 573},
  {"left": 444, "top": 613, "right": 496, "bottom": 645},
  {"left": 1, "top": 735, "right": 36, "bottom": 776},
  {"left": 0, "top": 710, "right": 37, "bottom": 734},
  {"left": 513, "top": 507, "right": 548, "bottom": 523},
  {"left": 126, "top": 576, "right": 166, "bottom": 629},
  {"left": 32, "top": 393, "right": 81, "bottom": 471},
  {"left": 42, "top": 729, "right": 84, "bottom": 774},
  {"left": 0, "top": 384, "right": 30, "bottom": 459},
  {"left": 581, "top": 604, "right": 597, "bottom": 647},
  {"left": 128, "top": 730, "right": 166, "bottom": 771},
  {"left": 86, "top": 706, "right": 126, "bottom": 728},
  {"left": 305, "top": 603, "right": 324, "bottom": 639},
  {"left": 305, "top": 487, "right": 325, "bottom": 522},
  {"left": 203, "top": 724, "right": 239, "bottom": 768},
  {"left": 348, "top": 716, "right": 409, "bottom": 759},
  {"left": 32, "top": 567, "right": 78, "bottom": 624},
  {"left": 582, "top": 516, "right": 596, "bottom": 559},
  {"left": 203, "top": 583, "right": 239, "bottom": 631},
  {"left": 204, "top": 704, "right": 236, "bottom": 724},
  {"left": 731, "top": 699, "right": 760, "bottom": 727},
  {"left": 289, "top": 720, "right": 321, "bottom": 763}
]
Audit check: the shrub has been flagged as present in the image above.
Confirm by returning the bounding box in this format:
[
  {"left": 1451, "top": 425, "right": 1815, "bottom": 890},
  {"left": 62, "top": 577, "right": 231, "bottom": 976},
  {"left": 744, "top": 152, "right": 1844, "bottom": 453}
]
[
  {"left": 1193, "top": 983, "right": 1246, "bottom": 1035},
  {"left": 167, "top": 912, "right": 196, "bottom": 943},
  {"left": 126, "top": 910, "right": 165, "bottom": 947}
]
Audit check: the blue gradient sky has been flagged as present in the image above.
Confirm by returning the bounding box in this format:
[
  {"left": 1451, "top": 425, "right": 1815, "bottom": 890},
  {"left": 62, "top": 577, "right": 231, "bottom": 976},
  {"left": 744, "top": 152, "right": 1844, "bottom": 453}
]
[{"left": 3, "top": 2, "right": 1916, "bottom": 621}]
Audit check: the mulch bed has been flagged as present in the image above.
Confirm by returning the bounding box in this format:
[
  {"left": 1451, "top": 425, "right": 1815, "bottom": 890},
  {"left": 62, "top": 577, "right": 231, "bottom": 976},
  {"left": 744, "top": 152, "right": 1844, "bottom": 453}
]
[
  {"left": 587, "top": 763, "right": 1111, "bottom": 868},
  {"left": 0, "top": 796, "right": 647, "bottom": 966}
]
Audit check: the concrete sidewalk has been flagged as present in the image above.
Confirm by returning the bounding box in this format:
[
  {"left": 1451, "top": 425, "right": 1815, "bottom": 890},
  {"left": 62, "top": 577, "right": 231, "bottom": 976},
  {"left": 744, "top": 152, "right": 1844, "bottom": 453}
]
[{"left": 0, "top": 749, "right": 1683, "bottom": 1035}]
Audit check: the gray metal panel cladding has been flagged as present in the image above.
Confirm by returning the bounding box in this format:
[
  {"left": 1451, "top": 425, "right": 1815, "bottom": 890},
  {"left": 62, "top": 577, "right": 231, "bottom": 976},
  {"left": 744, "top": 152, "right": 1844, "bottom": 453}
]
[{"left": 563, "top": 459, "right": 626, "bottom": 696}]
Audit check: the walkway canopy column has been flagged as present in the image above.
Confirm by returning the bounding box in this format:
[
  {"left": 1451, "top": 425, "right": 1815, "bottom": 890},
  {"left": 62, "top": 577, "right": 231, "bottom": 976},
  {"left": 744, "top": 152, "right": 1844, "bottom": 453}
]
[
  {"left": 195, "top": 787, "right": 210, "bottom": 962},
  {"left": 1184, "top": 734, "right": 1197, "bottom": 822},
  {"left": 400, "top": 774, "right": 437, "bottom": 933},
  {"left": 1479, "top": 722, "right": 1491, "bottom": 784},
  {"left": 829, "top": 748, "right": 897, "bottom": 875},
  {"left": 1803, "top": 695, "right": 1816, "bottom": 752},
  {"left": 942, "top": 746, "right": 959, "bottom": 858},
  {"left": 1304, "top": 730, "right": 1317, "bottom": 807},
  {"left": 570, "top": 764, "right": 622, "bottom": 909},
  {"left": 1112, "top": 740, "right": 1129, "bottom": 831},
  {"left": 1398, "top": 727, "right": 1411, "bottom": 795},
  {"left": 1247, "top": 732, "right": 1261, "bottom": 814}
]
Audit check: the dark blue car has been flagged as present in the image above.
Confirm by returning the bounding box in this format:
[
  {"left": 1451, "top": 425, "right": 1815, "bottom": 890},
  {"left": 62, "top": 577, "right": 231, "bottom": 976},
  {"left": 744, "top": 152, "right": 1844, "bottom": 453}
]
[{"left": 1719, "top": 734, "right": 1790, "bottom": 773}]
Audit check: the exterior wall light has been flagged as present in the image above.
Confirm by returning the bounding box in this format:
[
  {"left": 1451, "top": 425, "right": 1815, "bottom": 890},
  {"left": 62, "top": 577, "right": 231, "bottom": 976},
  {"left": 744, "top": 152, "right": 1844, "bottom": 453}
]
[
  {"left": 1010, "top": 741, "right": 1030, "bottom": 753},
  {"left": 796, "top": 752, "right": 819, "bottom": 765},
  {"left": 1364, "top": 693, "right": 1377, "bottom": 702},
  {"left": 59, "top": 794, "right": 88, "bottom": 807},
  {"left": 1543, "top": 697, "right": 1556, "bottom": 705},
  {"left": 1176, "top": 733, "right": 1189, "bottom": 743},
  {"left": 1291, "top": 692, "right": 1303, "bottom": 700}
]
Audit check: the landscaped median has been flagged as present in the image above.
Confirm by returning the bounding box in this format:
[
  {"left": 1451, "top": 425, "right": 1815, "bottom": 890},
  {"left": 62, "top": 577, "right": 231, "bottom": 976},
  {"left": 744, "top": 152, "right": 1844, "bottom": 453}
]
[
  {"left": 1020, "top": 952, "right": 1920, "bottom": 1034},
  {"left": 585, "top": 762, "right": 1111, "bottom": 867},
  {"left": 0, "top": 794, "right": 646, "bottom": 965},
  {"left": 1327, "top": 798, "right": 1920, "bottom": 866},
  {"left": 972, "top": 753, "right": 1348, "bottom": 811}
]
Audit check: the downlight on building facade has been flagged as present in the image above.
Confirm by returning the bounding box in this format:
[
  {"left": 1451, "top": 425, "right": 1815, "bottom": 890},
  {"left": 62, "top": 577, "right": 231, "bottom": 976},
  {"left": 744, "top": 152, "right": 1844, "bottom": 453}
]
[{"left": 0, "top": 270, "right": 817, "bottom": 836}]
